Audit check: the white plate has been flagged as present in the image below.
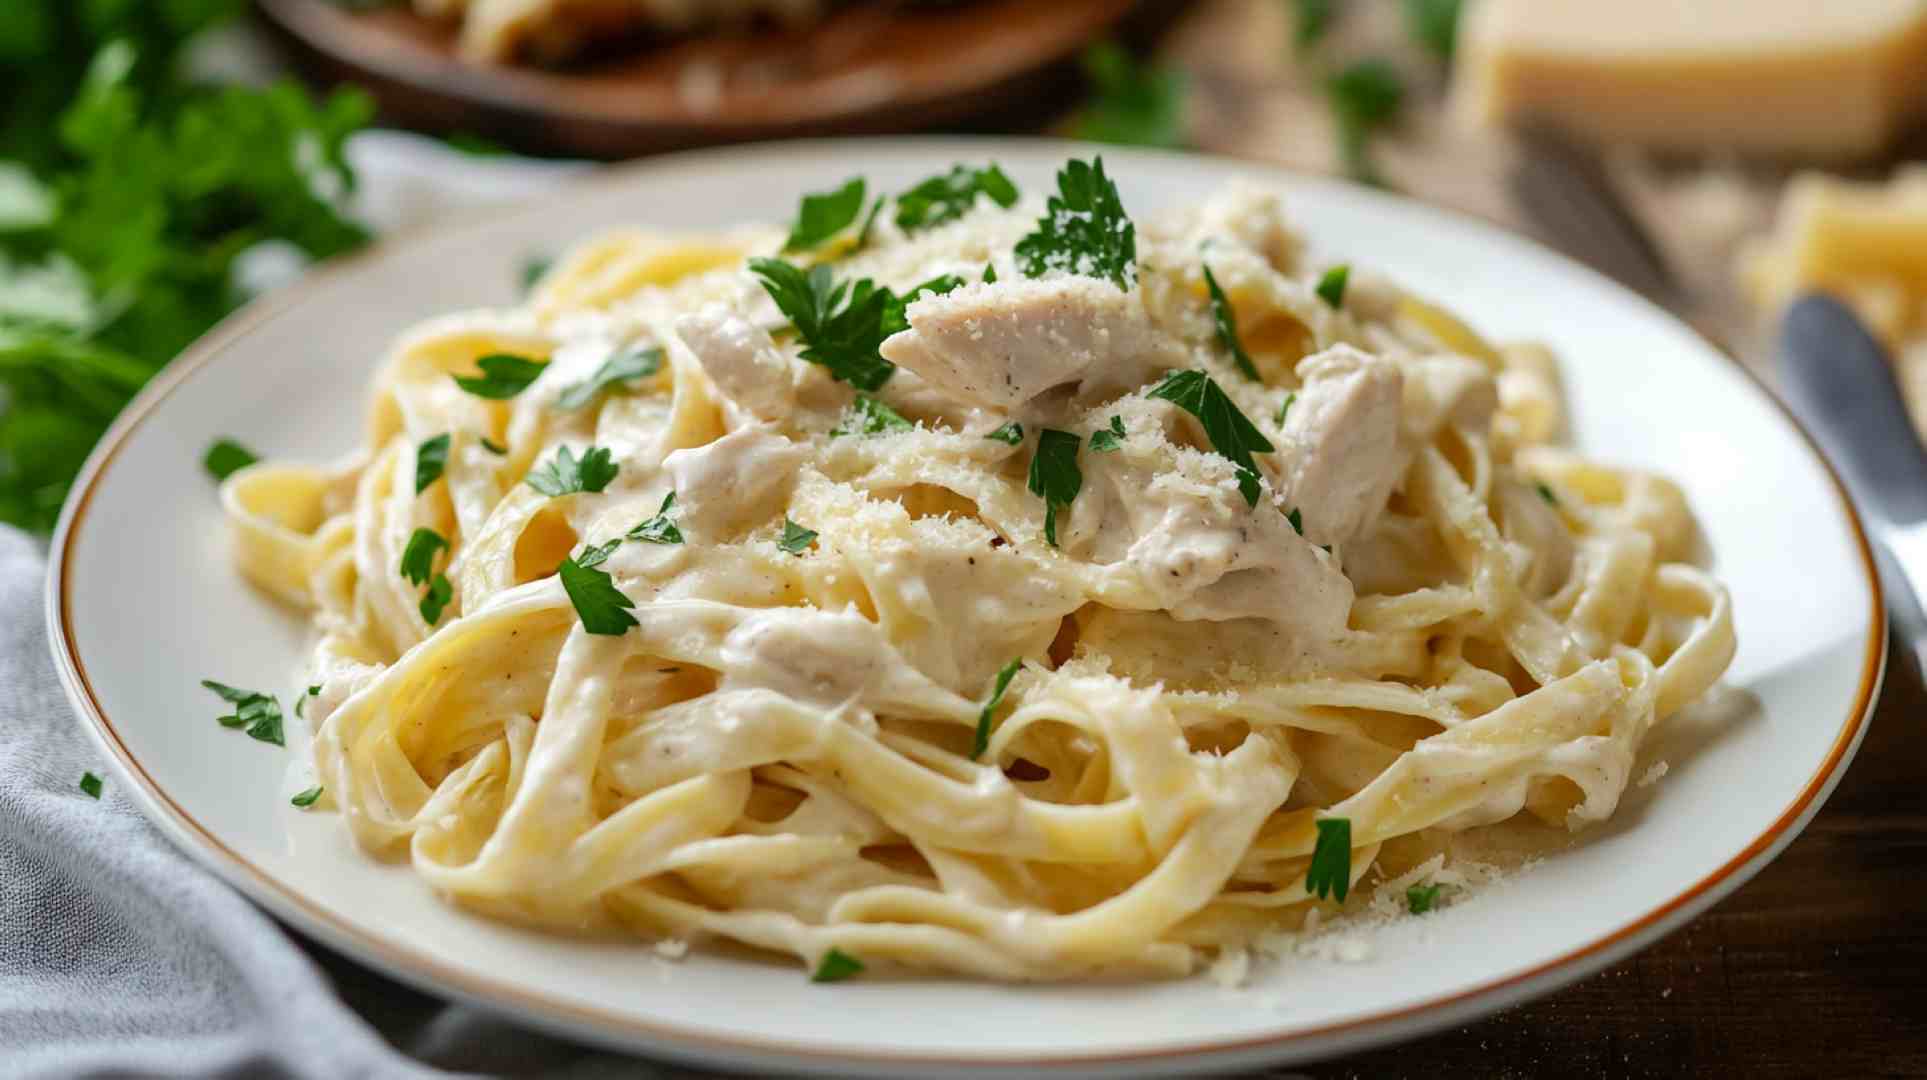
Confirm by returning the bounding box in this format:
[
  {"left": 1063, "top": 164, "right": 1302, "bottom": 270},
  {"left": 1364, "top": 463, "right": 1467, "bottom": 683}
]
[{"left": 47, "top": 139, "right": 1882, "bottom": 1078}]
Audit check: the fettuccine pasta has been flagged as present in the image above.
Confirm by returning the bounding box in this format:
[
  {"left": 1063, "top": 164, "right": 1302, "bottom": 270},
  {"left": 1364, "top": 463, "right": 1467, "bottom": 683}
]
[{"left": 222, "top": 160, "right": 1735, "bottom": 981}]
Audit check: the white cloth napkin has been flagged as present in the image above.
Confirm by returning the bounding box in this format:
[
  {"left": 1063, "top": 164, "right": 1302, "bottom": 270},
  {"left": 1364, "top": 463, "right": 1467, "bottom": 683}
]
[{"left": 0, "top": 133, "right": 703, "bottom": 1079}]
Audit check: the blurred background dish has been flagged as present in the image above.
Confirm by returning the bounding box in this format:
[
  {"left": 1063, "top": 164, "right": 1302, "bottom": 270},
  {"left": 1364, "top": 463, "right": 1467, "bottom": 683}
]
[{"left": 254, "top": 0, "right": 1141, "bottom": 157}]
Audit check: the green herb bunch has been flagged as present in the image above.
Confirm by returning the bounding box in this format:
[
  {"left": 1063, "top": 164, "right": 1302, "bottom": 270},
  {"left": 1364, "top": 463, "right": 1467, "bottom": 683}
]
[{"left": 0, "top": 2, "right": 373, "bottom": 529}]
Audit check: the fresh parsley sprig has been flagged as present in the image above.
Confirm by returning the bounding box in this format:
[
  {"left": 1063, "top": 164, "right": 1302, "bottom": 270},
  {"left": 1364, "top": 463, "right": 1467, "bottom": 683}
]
[
  {"left": 1203, "top": 265, "right": 1261, "bottom": 381},
  {"left": 557, "top": 552, "right": 637, "bottom": 636},
  {"left": 811, "top": 948, "right": 864, "bottom": 983},
  {"left": 1027, "top": 429, "right": 1083, "bottom": 548},
  {"left": 1316, "top": 265, "right": 1350, "bottom": 309},
  {"left": 894, "top": 164, "right": 1019, "bottom": 233},
  {"left": 627, "top": 492, "right": 683, "bottom": 545},
  {"left": 972, "top": 658, "right": 1022, "bottom": 759},
  {"left": 203, "top": 439, "right": 258, "bottom": 482},
  {"left": 1146, "top": 370, "right": 1275, "bottom": 507},
  {"left": 201, "top": 680, "right": 285, "bottom": 747},
  {"left": 1089, "top": 415, "right": 1126, "bottom": 453},
  {"left": 400, "top": 527, "right": 455, "bottom": 624},
  {"left": 526, "top": 445, "right": 617, "bottom": 497},
  {"left": 784, "top": 178, "right": 868, "bottom": 253},
  {"left": 415, "top": 433, "right": 450, "bottom": 494},
  {"left": 749, "top": 259, "right": 898, "bottom": 392},
  {"left": 1072, "top": 42, "right": 1187, "bottom": 150},
  {"left": 1015, "top": 157, "right": 1137, "bottom": 291},
  {"left": 453, "top": 354, "right": 549, "bottom": 399},
  {"left": 1306, "top": 817, "right": 1352, "bottom": 901},
  {"left": 555, "top": 346, "right": 662, "bottom": 411}
]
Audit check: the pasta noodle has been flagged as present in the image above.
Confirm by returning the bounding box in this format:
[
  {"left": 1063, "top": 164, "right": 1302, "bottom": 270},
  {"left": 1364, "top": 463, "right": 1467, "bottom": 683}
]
[{"left": 222, "top": 165, "right": 1735, "bottom": 981}]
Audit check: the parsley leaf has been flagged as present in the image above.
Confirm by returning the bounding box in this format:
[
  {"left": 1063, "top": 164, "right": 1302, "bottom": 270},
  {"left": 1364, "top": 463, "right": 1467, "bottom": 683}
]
[
  {"left": 1293, "top": 0, "right": 1337, "bottom": 51},
  {"left": 748, "top": 258, "right": 898, "bottom": 392},
  {"left": 415, "top": 433, "right": 450, "bottom": 494},
  {"left": 1403, "top": 0, "right": 1463, "bottom": 61},
  {"left": 985, "top": 422, "right": 1024, "bottom": 445},
  {"left": 812, "top": 948, "right": 864, "bottom": 983},
  {"left": 1015, "top": 157, "right": 1137, "bottom": 290},
  {"left": 1146, "top": 370, "right": 1275, "bottom": 507},
  {"left": 203, "top": 439, "right": 257, "bottom": 482},
  {"left": 555, "top": 346, "right": 662, "bottom": 411},
  {"left": 894, "top": 164, "right": 1020, "bottom": 232},
  {"left": 778, "top": 518, "right": 818, "bottom": 555},
  {"left": 526, "top": 444, "right": 618, "bottom": 497},
  {"left": 627, "top": 492, "right": 683, "bottom": 545},
  {"left": 1276, "top": 391, "right": 1297, "bottom": 429},
  {"left": 1203, "top": 265, "right": 1260, "bottom": 381},
  {"left": 200, "top": 680, "right": 285, "bottom": 747},
  {"left": 480, "top": 437, "right": 508, "bottom": 455},
  {"left": 1327, "top": 60, "right": 1404, "bottom": 186},
  {"left": 853, "top": 197, "right": 884, "bottom": 253},
  {"left": 79, "top": 771, "right": 102, "bottom": 799},
  {"left": 419, "top": 573, "right": 453, "bottom": 625},
  {"left": 1027, "top": 428, "right": 1083, "bottom": 548},
  {"left": 1535, "top": 481, "right": 1559, "bottom": 506},
  {"left": 1307, "top": 817, "right": 1352, "bottom": 901},
  {"left": 1407, "top": 881, "right": 1441, "bottom": 915},
  {"left": 972, "top": 658, "right": 1022, "bottom": 759},
  {"left": 1316, "top": 265, "right": 1350, "bottom": 309},
  {"left": 453, "top": 354, "right": 549, "bottom": 399},
  {"left": 1287, "top": 507, "right": 1304, "bottom": 536},
  {"left": 294, "top": 684, "right": 319, "bottom": 719},
  {"left": 784, "top": 177, "right": 867, "bottom": 252},
  {"left": 520, "top": 255, "right": 553, "bottom": 294},
  {"left": 1072, "top": 42, "right": 1187, "bottom": 150},
  {"left": 576, "top": 537, "right": 622, "bottom": 569},
  {"left": 832, "top": 394, "right": 912, "bottom": 437},
  {"left": 558, "top": 553, "right": 638, "bottom": 636},
  {"left": 291, "top": 785, "right": 324, "bottom": 808},
  {"left": 400, "top": 528, "right": 449, "bottom": 586},
  {"left": 1089, "top": 415, "right": 1126, "bottom": 453}
]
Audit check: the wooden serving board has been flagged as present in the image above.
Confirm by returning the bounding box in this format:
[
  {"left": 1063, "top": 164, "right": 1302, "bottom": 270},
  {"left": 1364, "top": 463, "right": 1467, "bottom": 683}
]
[{"left": 255, "top": 0, "right": 1136, "bottom": 159}]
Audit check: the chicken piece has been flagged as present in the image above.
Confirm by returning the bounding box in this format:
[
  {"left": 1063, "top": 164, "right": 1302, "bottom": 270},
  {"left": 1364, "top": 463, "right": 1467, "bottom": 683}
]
[
  {"left": 1279, "top": 345, "right": 1405, "bottom": 547},
  {"left": 674, "top": 304, "right": 794, "bottom": 423},
  {"left": 663, "top": 427, "right": 805, "bottom": 539},
  {"left": 879, "top": 277, "right": 1160, "bottom": 410}
]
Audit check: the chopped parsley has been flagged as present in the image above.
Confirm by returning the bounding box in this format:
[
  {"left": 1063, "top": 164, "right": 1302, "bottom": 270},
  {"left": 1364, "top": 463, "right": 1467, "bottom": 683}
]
[
  {"left": 982, "top": 263, "right": 998, "bottom": 284},
  {"left": 291, "top": 786, "right": 324, "bottom": 808},
  {"left": 1403, "top": 0, "right": 1463, "bottom": 61},
  {"left": 1015, "top": 157, "right": 1137, "bottom": 290},
  {"left": 1327, "top": 60, "right": 1404, "bottom": 186},
  {"left": 557, "top": 553, "right": 638, "bottom": 636},
  {"left": 1306, "top": 817, "right": 1352, "bottom": 902},
  {"left": 399, "top": 528, "right": 449, "bottom": 586},
  {"left": 575, "top": 538, "right": 622, "bottom": 569},
  {"left": 985, "top": 422, "right": 1024, "bottom": 446},
  {"left": 1316, "top": 265, "right": 1350, "bottom": 310},
  {"left": 79, "top": 772, "right": 102, "bottom": 799},
  {"left": 832, "top": 394, "right": 913, "bottom": 437},
  {"left": 294, "top": 684, "right": 320, "bottom": 719},
  {"left": 1146, "top": 370, "right": 1275, "bottom": 507},
  {"left": 453, "top": 354, "right": 549, "bottom": 399},
  {"left": 627, "top": 492, "right": 683, "bottom": 545},
  {"left": 1287, "top": 507, "right": 1304, "bottom": 536},
  {"left": 1293, "top": 0, "right": 1337, "bottom": 51},
  {"left": 894, "top": 164, "right": 1020, "bottom": 232},
  {"left": 1535, "top": 482, "right": 1559, "bottom": 506},
  {"left": 784, "top": 177, "right": 868, "bottom": 252},
  {"left": 853, "top": 197, "right": 885, "bottom": 252},
  {"left": 520, "top": 255, "right": 552, "bottom": 294},
  {"left": 1407, "top": 881, "right": 1441, "bottom": 915},
  {"left": 480, "top": 437, "right": 508, "bottom": 455},
  {"left": 555, "top": 346, "right": 663, "bottom": 411},
  {"left": 1027, "top": 428, "right": 1083, "bottom": 548},
  {"left": 748, "top": 258, "right": 899, "bottom": 392},
  {"left": 415, "top": 433, "right": 450, "bottom": 494},
  {"left": 972, "top": 658, "right": 1022, "bottom": 759},
  {"left": 778, "top": 518, "right": 818, "bottom": 555},
  {"left": 419, "top": 573, "right": 453, "bottom": 625},
  {"left": 1089, "top": 415, "right": 1126, "bottom": 453},
  {"left": 1276, "top": 391, "right": 1297, "bottom": 429},
  {"left": 526, "top": 445, "right": 618, "bottom": 497},
  {"left": 201, "top": 680, "right": 285, "bottom": 746},
  {"left": 1203, "top": 264, "right": 1260, "bottom": 381},
  {"left": 1072, "top": 42, "right": 1186, "bottom": 150},
  {"left": 812, "top": 948, "right": 864, "bottom": 983},
  {"left": 203, "top": 439, "right": 258, "bottom": 482}
]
